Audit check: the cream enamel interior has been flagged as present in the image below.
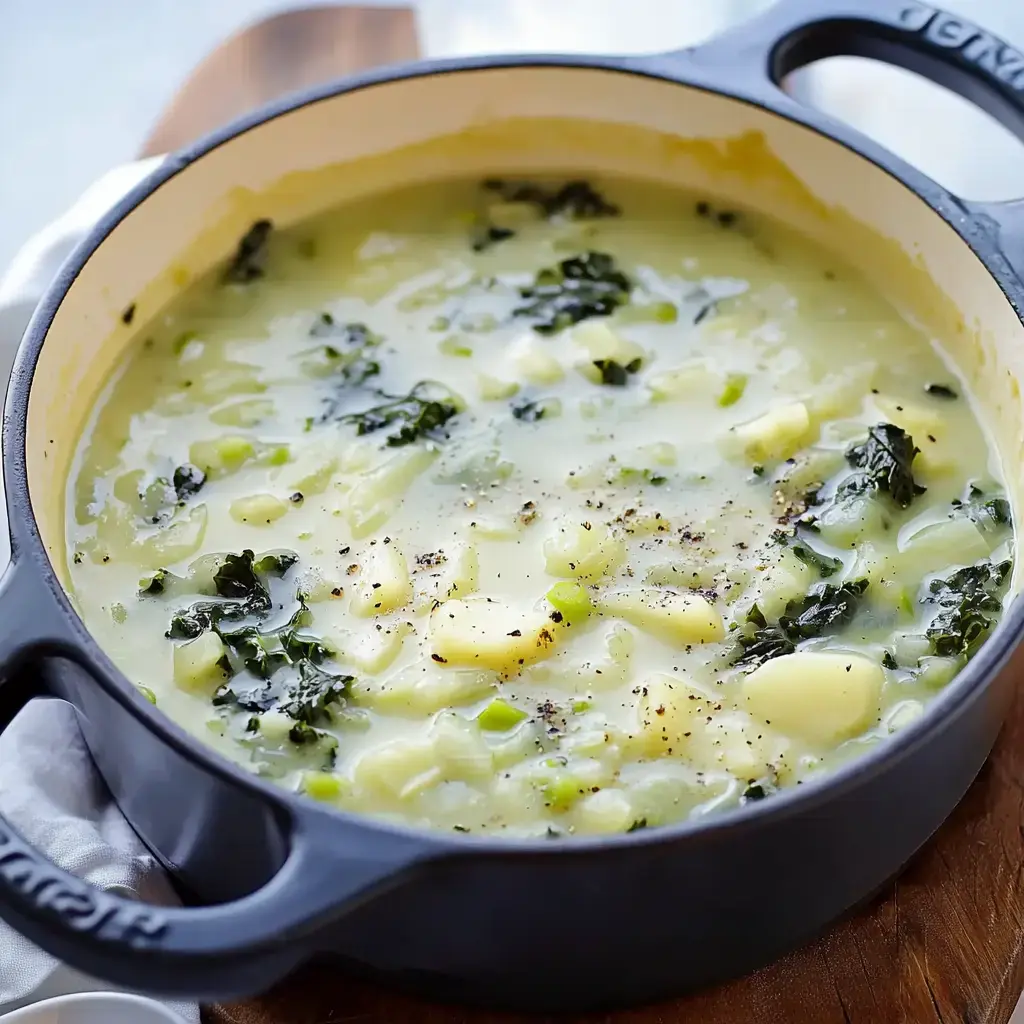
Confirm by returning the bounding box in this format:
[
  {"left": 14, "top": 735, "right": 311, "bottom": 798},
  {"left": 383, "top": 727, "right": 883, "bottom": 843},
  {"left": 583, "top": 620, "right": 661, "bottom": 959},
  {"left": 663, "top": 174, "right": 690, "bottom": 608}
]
[{"left": 23, "top": 67, "right": 1024, "bottom": 804}]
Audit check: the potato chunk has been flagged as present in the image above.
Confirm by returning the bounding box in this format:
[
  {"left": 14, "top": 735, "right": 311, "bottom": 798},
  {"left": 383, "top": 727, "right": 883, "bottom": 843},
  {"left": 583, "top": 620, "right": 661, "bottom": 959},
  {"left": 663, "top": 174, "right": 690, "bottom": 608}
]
[
  {"left": 544, "top": 520, "right": 625, "bottom": 580},
  {"left": 741, "top": 652, "right": 883, "bottom": 744},
  {"left": 430, "top": 599, "right": 559, "bottom": 673},
  {"left": 351, "top": 542, "right": 412, "bottom": 617},
  {"left": 600, "top": 589, "right": 724, "bottom": 646},
  {"left": 730, "top": 402, "right": 811, "bottom": 463},
  {"left": 173, "top": 632, "right": 228, "bottom": 694},
  {"left": 635, "top": 673, "right": 707, "bottom": 755}
]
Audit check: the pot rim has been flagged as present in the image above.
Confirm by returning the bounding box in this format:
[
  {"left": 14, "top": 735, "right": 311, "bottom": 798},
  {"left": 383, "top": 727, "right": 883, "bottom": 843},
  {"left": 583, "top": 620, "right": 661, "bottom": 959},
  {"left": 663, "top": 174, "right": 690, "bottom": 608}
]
[{"left": 8, "top": 49, "right": 1024, "bottom": 855}]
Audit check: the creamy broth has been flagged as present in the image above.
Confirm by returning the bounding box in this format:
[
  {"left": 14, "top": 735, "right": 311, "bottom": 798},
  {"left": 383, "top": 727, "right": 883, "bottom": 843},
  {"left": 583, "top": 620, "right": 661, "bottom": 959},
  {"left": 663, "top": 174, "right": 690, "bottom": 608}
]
[{"left": 66, "top": 177, "right": 1013, "bottom": 838}]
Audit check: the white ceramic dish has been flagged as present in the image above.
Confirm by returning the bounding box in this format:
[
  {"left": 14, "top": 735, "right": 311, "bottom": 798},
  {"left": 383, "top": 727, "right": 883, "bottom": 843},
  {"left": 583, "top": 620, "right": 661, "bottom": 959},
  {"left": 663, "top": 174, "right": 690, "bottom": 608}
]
[{"left": 0, "top": 993, "right": 188, "bottom": 1024}]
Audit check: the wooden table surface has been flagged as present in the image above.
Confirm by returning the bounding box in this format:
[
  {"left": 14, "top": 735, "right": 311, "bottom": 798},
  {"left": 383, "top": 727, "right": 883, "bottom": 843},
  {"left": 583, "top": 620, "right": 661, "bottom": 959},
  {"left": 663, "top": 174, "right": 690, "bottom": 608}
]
[{"left": 146, "top": 7, "right": 1024, "bottom": 1023}]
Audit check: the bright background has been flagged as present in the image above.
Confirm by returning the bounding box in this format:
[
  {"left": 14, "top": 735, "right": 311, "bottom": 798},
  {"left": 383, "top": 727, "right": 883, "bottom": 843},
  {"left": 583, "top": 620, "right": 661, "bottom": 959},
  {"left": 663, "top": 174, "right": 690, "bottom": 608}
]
[{"left": 4, "top": 0, "right": 1024, "bottom": 270}]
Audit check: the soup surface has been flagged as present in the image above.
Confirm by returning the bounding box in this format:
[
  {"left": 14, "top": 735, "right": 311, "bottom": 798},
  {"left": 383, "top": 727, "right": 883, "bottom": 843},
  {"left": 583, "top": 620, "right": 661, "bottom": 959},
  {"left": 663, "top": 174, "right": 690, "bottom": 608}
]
[{"left": 66, "top": 177, "right": 1014, "bottom": 838}]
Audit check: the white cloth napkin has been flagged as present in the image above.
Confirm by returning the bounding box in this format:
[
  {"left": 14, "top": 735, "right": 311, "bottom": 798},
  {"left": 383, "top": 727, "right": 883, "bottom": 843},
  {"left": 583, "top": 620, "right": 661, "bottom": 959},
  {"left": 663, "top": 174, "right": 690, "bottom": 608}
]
[
  {"left": 0, "top": 157, "right": 200, "bottom": 1020},
  {"left": 0, "top": 699, "right": 199, "bottom": 1024}
]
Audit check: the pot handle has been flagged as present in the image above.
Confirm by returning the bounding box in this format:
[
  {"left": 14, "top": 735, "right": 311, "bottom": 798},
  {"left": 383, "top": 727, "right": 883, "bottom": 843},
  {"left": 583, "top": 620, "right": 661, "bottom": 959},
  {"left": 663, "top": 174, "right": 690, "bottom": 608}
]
[
  {"left": 668, "top": 0, "right": 1024, "bottom": 278},
  {"left": 680, "top": 0, "right": 1024, "bottom": 133},
  {"left": 0, "top": 553, "right": 442, "bottom": 999}
]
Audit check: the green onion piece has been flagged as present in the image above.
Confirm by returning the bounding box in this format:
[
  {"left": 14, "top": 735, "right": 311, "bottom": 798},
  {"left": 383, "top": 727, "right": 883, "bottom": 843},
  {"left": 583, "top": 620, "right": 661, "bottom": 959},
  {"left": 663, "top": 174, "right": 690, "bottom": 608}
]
[
  {"left": 136, "top": 684, "right": 157, "bottom": 705},
  {"left": 572, "top": 699, "right": 592, "bottom": 713},
  {"left": 543, "top": 775, "right": 586, "bottom": 812},
  {"left": 476, "top": 698, "right": 528, "bottom": 732},
  {"left": 546, "top": 580, "right": 594, "bottom": 621},
  {"left": 303, "top": 771, "right": 342, "bottom": 802},
  {"left": 717, "top": 373, "right": 748, "bottom": 408}
]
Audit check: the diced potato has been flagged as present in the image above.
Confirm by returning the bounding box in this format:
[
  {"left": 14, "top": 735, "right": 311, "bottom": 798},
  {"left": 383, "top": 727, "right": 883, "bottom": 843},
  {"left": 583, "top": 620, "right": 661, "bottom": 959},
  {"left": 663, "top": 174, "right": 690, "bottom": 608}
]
[
  {"left": 874, "top": 396, "right": 945, "bottom": 441},
  {"left": 572, "top": 321, "right": 646, "bottom": 380},
  {"left": 352, "top": 662, "right": 496, "bottom": 716},
  {"left": 646, "top": 360, "right": 720, "bottom": 401},
  {"left": 508, "top": 335, "right": 565, "bottom": 385},
  {"left": 430, "top": 713, "right": 493, "bottom": 781},
  {"left": 573, "top": 789, "right": 635, "bottom": 834},
  {"left": 188, "top": 435, "right": 255, "bottom": 478},
  {"left": 476, "top": 373, "right": 519, "bottom": 401},
  {"left": 430, "top": 599, "right": 560, "bottom": 673},
  {"left": 729, "top": 402, "right": 811, "bottom": 463},
  {"left": 737, "top": 548, "right": 812, "bottom": 621},
  {"left": 334, "top": 621, "right": 414, "bottom": 674},
  {"left": 353, "top": 738, "right": 439, "bottom": 800},
  {"left": 173, "top": 632, "right": 227, "bottom": 693},
  {"left": 351, "top": 542, "right": 412, "bottom": 617},
  {"left": 133, "top": 505, "right": 208, "bottom": 570},
  {"left": 917, "top": 655, "right": 960, "bottom": 690},
  {"left": 210, "top": 398, "right": 275, "bottom": 427},
  {"left": 646, "top": 559, "right": 724, "bottom": 590},
  {"left": 229, "top": 494, "right": 288, "bottom": 525},
  {"left": 741, "top": 652, "right": 883, "bottom": 744},
  {"left": 901, "top": 516, "right": 989, "bottom": 567},
  {"left": 634, "top": 673, "right": 706, "bottom": 755},
  {"left": 278, "top": 442, "right": 338, "bottom": 496},
  {"left": 703, "top": 711, "right": 784, "bottom": 777},
  {"left": 345, "top": 446, "right": 437, "bottom": 537},
  {"left": 438, "top": 544, "right": 480, "bottom": 602},
  {"left": 808, "top": 362, "right": 878, "bottom": 420},
  {"left": 544, "top": 520, "right": 625, "bottom": 580},
  {"left": 257, "top": 710, "right": 296, "bottom": 744},
  {"left": 600, "top": 589, "right": 724, "bottom": 646},
  {"left": 815, "top": 491, "right": 888, "bottom": 549}
]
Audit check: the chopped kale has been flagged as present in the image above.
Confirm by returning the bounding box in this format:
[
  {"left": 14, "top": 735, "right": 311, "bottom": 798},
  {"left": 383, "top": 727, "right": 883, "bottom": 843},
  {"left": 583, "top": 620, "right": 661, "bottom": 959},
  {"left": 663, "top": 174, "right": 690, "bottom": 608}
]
[
  {"left": 734, "top": 625, "right": 795, "bottom": 668},
  {"left": 593, "top": 357, "right": 642, "bottom": 386},
  {"left": 925, "top": 383, "right": 958, "bottom": 400},
  {"left": 514, "top": 252, "right": 632, "bottom": 335},
  {"left": 172, "top": 463, "right": 206, "bottom": 501},
  {"left": 845, "top": 423, "right": 925, "bottom": 508},
  {"left": 741, "top": 776, "right": 777, "bottom": 803},
  {"left": 779, "top": 579, "right": 869, "bottom": 641},
  {"left": 138, "top": 568, "right": 185, "bottom": 597},
  {"left": 308, "top": 316, "right": 380, "bottom": 347},
  {"left": 483, "top": 179, "right": 619, "bottom": 220},
  {"left": 953, "top": 485, "right": 1012, "bottom": 532},
  {"left": 734, "top": 582, "right": 870, "bottom": 668},
  {"left": 511, "top": 398, "right": 546, "bottom": 422},
  {"left": 224, "top": 219, "right": 273, "bottom": 283},
  {"left": 165, "top": 548, "right": 298, "bottom": 638},
  {"left": 471, "top": 225, "right": 515, "bottom": 252},
  {"left": 922, "top": 559, "right": 1011, "bottom": 657},
  {"left": 626, "top": 818, "right": 648, "bottom": 832},
  {"left": 791, "top": 543, "right": 842, "bottom": 578},
  {"left": 882, "top": 650, "right": 898, "bottom": 670},
  {"left": 341, "top": 382, "right": 459, "bottom": 447}
]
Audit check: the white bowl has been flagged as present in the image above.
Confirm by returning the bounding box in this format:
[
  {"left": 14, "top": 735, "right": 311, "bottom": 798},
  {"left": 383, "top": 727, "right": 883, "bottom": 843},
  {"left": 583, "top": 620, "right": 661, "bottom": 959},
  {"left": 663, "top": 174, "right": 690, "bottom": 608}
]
[{"left": 0, "top": 993, "right": 188, "bottom": 1024}]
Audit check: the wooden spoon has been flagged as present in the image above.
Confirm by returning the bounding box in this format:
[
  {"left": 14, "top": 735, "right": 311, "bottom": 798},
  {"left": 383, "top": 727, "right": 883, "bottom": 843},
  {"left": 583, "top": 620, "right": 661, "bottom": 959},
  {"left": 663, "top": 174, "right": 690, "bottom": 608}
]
[{"left": 138, "top": 4, "right": 420, "bottom": 158}]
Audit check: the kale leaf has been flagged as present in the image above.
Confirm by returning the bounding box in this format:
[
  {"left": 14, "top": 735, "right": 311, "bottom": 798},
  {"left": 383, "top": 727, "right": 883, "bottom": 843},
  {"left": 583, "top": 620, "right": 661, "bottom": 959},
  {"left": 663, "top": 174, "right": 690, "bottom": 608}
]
[
  {"left": 514, "top": 252, "right": 632, "bottom": 335},
  {"left": 791, "top": 543, "right": 842, "bottom": 578},
  {"left": 778, "top": 579, "right": 869, "bottom": 640},
  {"left": 166, "top": 549, "right": 292, "bottom": 639},
  {"left": 734, "top": 582, "right": 870, "bottom": 668},
  {"left": 593, "top": 357, "right": 642, "bottom": 386},
  {"left": 172, "top": 463, "right": 206, "bottom": 500},
  {"left": 341, "top": 382, "right": 459, "bottom": 446},
  {"left": 845, "top": 423, "right": 925, "bottom": 508},
  {"left": 308, "top": 316, "right": 380, "bottom": 347},
  {"left": 924, "top": 383, "right": 958, "bottom": 400},
  {"left": 923, "top": 559, "right": 1011, "bottom": 657},
  {"left": 224, "top": 219, "right": 273, "bottom": 283},
  {"left": 953, "top": 484, "right": 1012, "bottom": 533},
  {"left": 483, "top": 179, "right": 619, "bottom": 220}
]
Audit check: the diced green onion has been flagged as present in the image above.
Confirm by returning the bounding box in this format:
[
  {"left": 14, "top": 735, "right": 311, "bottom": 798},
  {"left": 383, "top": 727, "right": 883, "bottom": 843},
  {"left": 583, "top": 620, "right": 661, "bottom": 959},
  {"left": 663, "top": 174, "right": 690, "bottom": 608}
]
[
  {"left": 717, "top": 373, "right": 748, "bottom": 408},
  {"left": 303, "top": 771, "right": 342, "bottom": 802},
  {"left": 546, "top": 580, "right": 594, "bottom": 621},
  {"left": 476, "top": 698, "right": 528, "bottom": 732}
]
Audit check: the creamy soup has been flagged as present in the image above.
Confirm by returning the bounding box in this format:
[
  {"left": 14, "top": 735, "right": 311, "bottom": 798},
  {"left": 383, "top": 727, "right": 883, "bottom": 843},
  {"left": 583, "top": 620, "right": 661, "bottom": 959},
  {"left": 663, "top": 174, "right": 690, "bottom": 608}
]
[{"left": 66, "top": 177, "right": 1013, "bottom": 838}]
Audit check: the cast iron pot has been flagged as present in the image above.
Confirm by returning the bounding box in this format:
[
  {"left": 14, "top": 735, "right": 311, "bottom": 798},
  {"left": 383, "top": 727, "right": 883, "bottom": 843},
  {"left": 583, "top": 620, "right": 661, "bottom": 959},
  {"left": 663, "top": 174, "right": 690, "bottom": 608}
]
[{"left": 3, "top": 0, "right": 1024, "bottom": 1011}]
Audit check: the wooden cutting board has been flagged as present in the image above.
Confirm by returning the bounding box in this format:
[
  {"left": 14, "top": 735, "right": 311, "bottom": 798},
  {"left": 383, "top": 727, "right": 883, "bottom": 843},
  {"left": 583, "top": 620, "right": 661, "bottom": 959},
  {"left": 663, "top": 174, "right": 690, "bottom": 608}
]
[{"left": 143, "top": 8, "right": 1024, "bottom": 1022}]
